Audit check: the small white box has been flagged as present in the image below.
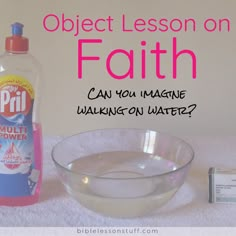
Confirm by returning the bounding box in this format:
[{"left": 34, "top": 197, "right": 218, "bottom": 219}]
[{"left": 209, "top": 167, "right": 236, "bottom": 203}]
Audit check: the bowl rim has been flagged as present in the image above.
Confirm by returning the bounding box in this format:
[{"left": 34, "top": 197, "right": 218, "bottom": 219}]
[{"left": 51, "top": 128, "right": 195, "bottom": 180}]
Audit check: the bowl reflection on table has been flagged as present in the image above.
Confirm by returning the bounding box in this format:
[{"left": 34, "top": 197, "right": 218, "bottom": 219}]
[{"left": 51, "top": 129, "right": 194, "bottom": 218}]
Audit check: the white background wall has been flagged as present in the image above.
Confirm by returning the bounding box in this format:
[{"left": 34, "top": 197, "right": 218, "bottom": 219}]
[{"left": 0, "top": 0, "right": 235, "bottom": 135}]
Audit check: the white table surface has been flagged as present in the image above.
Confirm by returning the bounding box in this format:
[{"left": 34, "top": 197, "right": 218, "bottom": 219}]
[{"left": 0, "top": 136, "right": 236, "bottom": 227}]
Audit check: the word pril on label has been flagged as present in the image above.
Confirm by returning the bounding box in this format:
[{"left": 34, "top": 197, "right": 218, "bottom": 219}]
[{"left": 0, "top": 90, "right": 26, "bottom": 113}]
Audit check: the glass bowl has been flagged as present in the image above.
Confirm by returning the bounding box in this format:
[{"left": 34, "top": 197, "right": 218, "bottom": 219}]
[{"left": 51, "top": 129, "right": 194, "bottom": 218}]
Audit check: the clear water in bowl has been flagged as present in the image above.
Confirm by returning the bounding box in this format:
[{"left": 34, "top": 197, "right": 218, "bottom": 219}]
[{"left": 66, "top": 151, "right": 179, "bottom": 217}]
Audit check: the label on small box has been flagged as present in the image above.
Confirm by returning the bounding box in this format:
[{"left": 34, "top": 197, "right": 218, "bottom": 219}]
[{"left": 209, "top": 168, "right": 236, "bottom": 203}]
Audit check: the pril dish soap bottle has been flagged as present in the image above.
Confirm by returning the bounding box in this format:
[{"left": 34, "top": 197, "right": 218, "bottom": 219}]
[{"left": 0, "top": 23, "right": 42, "bottom": 206}]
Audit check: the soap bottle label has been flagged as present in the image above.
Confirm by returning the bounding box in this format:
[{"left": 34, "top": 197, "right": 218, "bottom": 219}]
[{"left": 0, "top": 75, "right": 39, "bottom": 197}]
